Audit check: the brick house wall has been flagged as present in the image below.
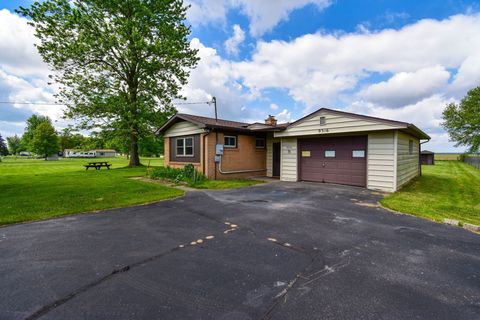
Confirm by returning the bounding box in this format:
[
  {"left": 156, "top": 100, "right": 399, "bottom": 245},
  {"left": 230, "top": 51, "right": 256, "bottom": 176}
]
[{"left": 164, "top": 132, "right": 267, "bottom": 180}]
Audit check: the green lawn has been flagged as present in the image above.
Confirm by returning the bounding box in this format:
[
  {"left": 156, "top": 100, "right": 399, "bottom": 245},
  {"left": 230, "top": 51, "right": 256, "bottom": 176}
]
[
  {"left": 381, "top": 161, "right": 480, "bottom": 225},
  {"left": 434, "top": 153, "right": 460, "bottom": 161},
  {"left": 0, "top": 157, "right": 183, "bottom": 225}
]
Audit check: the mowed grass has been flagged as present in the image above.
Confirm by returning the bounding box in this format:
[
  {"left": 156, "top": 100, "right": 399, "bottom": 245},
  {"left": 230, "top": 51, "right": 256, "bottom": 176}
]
[
  {"left": 435, "top": 153, "right": 460, "bottom": 161},
  {"left": 0, "top": 157, "right": 183, "bottom": 225},
  {"left": 381, "top": 161, "right": 480, "bottom": 225}
]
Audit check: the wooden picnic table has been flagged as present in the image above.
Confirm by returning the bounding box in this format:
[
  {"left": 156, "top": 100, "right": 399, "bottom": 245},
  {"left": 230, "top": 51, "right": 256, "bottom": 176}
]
[{"left": 84, "top": 161, "right": 111, "bottom": 170}]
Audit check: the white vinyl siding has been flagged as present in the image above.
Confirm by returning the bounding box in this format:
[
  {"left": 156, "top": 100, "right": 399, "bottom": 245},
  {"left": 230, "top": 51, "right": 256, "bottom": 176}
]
[
  {"left": 164, "top": 121, "right": 205, "bottom": 137},
  {"left": 367, "top": 131, "right": 396, "bottom": 192},
  {"left": 266, "top": 134, "right": 280, "bottom": 177},
  {"left": 280, "top": 138, "right": 297, "bottom": 181},
  {"left": 397, "top": 132, "right": 420, "bottom": 188},
  {"left": 275, "top": 110, "right": 403, "bottom": 138}
]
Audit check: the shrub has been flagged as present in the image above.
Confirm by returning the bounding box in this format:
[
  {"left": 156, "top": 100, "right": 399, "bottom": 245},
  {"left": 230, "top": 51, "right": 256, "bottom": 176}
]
[
  {"left": 459, "top": 153, "right": 466, "bottom": 162},
  {"left": 149, "top": 164, "right": 206, "bottom": 186}
]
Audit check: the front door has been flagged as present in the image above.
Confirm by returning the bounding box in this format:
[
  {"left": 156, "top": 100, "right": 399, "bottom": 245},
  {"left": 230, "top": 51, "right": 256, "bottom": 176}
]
[{"left": 272, "top": 142, "right": 281, "bottom": 177}]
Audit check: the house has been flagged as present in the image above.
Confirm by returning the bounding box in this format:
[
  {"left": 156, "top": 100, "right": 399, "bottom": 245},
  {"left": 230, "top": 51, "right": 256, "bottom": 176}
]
[
  {"left": 158, "top": 108, "right": 430, "bottom": 192},
  {"left": 420, "top": 150, "right": 435, "bottom": 165},
  {"left": 64, "top": 149, "right": 116, "bottom": 158}
]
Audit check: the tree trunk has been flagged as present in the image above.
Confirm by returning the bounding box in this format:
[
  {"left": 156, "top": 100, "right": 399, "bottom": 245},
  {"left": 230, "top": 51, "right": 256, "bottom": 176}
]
[{"left": 129, "top": 130, "right": 141, "bottom": 166}]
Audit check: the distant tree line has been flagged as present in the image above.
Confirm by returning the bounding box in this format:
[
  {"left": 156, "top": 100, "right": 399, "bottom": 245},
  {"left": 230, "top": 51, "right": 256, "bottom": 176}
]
[{"left": 1, "top": 114, "right": 164, "bottom": 159}]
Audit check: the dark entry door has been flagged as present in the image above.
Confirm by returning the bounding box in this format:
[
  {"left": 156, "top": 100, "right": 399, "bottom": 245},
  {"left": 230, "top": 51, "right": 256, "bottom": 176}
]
[
  {"left": 272, "top": 142, "right": 281, "bottom": 177},
  {"left": 298, "top": 136, "right": 367, "bottom": 187}
]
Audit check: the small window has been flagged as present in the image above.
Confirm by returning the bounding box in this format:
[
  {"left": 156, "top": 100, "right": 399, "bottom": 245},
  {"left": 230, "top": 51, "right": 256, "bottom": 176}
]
[
  {"left": 325, "top": 150, "right": 335, "bottom": 158},
  {"left": 409, "top": 140, "right": 413, "bottom": 155},
  {"left": 352, "top": 150, "right": 365, "bottom": 158},
  {"left": 320, "top": 116, "right": 326, "bottom": 126},
  {"left": 176, "top": 137, "right": 194, "bottom": 156},
  {"left": 255, "top": 137, "right": 265, "bottom": 148},
  {"left": 224, "top": 135, "right": 237, "bottom": 148}
]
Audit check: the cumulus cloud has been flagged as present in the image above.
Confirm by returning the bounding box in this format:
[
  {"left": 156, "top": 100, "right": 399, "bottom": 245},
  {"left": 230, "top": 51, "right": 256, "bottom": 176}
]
[
  {"left": 224, "top": 24, "right": 245, "bottom": 56},
  {"left": 275, "top": 108, "right": 292, "bottom": 123},
  {"left": 359, "top": 66, "right": 450, "bottom": 108},
  {"left": 0, "top": 9, "right": 49, "bottom": 78},
  {"left": 270, "top": 103, "right": 279, "bottom": 110},
  {"left": 232, "top": 13, "right": 480, "bottom": 116},
  {"left": 449, "top": 54, "right": 480, "bottom": 96},
  {"left": 186, "top": 0, "right": 331, "bottom": 36},
  {"left": 177, "top": 38, "right": 251, "bottom": 120}
]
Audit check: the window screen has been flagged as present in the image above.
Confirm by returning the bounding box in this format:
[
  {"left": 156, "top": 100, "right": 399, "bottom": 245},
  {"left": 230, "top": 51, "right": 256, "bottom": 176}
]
[
  {"left": 255, "top": 138, "right": 265, "bottom": 148},
  {"left": 409, "top": 140, "right": 413, "bottom": 155},
  {"left": 176, "top": 137, "right": 194, "bottom": 156},
  {"left": 224, "top": 135, "right": 237, "bottom": 148}
]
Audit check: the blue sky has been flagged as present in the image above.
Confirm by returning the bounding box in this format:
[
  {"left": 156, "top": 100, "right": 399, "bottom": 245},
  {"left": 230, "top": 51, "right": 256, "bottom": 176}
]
[{"left": 1, "top": 0, "right": 480, "bottom": 151}]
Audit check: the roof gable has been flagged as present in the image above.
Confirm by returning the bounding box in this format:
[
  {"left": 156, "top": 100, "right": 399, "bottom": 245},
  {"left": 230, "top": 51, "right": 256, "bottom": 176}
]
[{"left": 275, "top": 108, "right": 409, "bottom": 138}]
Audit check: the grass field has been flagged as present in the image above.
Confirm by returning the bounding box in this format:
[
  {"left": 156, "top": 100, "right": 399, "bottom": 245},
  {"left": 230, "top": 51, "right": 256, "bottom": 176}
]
[
  {"left": 0, "top": 157, "right": 263, "bottom": 225},
  {"left": 381, "top": 161, "right": 480, "bottom": 225},
  {"left": 0, "top": 157, "right": 183, "bottom": 225},
  {"left": 434, "top": 153, "right": 460, "bottom": 161}
]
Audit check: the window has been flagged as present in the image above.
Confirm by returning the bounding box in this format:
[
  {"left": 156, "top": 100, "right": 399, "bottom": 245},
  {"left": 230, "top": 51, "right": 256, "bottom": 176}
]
[
  {"left": 255, "top": 137, "right": 265, "bottom": 148},
  {"left": 224, "top": 135, "right": 237, "bottom": 148},
  {"left": 409, "top": 140, "right": 413, "bottom": 155},
  {"left": 176, "top": 137, "right": 194, "bottom": 156},
  {"left": 325, "top": 150, "right": 336, "bottom": 157},
  {"left": 352, "top": 150, "right": 365, "bottom": 158},
  {"left": 320, "top": 116, "right": 326, "bottom": 125}
]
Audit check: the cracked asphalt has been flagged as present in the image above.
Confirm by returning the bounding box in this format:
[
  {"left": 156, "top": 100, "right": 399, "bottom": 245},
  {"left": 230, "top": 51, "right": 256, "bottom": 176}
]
[{"left": 1, "top": 181, "right": 480, "bottom": 320}]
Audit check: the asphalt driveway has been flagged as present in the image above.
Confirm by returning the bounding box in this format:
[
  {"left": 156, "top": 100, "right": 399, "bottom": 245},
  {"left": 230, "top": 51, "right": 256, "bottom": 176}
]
[{"left": 1, "top": 182, "right": 479, "bottom": 320}]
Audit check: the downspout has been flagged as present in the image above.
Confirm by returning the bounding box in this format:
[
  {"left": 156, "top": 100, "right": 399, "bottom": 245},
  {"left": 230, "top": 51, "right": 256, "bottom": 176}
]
[
  {"left": 215, "top": 129, "right": 218, "bottom": 180},
  {"left": 218, "top": 156, "right": 267, "bottom": 174},
  {"left": 202, "top": 130, "right": 210, "bottom": 176},
  {"left": 419, "top": 139, "right": 431, "bottom": 176}
]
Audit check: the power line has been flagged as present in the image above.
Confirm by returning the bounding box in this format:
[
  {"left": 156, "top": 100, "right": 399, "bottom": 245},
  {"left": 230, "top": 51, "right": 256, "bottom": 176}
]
[
  {"left": 0, "top": 100, "right": 213, "bottom": 106},
  {"left": 0, "top": 101, "right": 63, "bottom": 106}
]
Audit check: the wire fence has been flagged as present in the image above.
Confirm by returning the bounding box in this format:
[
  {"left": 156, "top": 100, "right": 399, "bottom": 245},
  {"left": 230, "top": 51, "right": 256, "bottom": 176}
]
[{"left": 464, "top": 155, "right": 480, "bottom": 169}]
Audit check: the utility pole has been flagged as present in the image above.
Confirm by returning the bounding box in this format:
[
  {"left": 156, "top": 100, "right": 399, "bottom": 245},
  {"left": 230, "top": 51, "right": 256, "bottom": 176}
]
[{"left": 212, "top": 96, "right": 217, "bottom": 122}]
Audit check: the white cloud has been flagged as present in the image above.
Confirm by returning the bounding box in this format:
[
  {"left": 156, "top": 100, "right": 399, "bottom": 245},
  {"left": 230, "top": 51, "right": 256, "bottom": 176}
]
[
  {"left": 233, "top": 13, "right": 480, "bottom": 114},
  {"left": 224, "top": 24, "right": 245, "bottom": 56},
  {"left": 177, "top": 38, "right": 251, "bottom": 120},
  {"left": 0, "top": 9, "right": 49, "bottom": 78},
  {"left": 348, "top": 94, "right": 454, "bottom": 131},
  {"left": 186, "top": 0, "right": 331, "bottom": 36},
  {"left": 275, "top": 108, "right": 292, "bottom": 123},
  {"left": 270, "top": 103, "right": 279, "bottom": 110},
  {"left": 450, "top": 54, "right": 480, "bottom": 96},
  {"left": 359, "top": 66, "right": 450, "bottom": 108}
]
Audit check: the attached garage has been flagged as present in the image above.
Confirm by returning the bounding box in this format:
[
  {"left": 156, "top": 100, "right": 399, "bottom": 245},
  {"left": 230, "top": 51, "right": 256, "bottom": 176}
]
[
  {"left": 267, "top": 108, "right": 430, "bottom": 192},
  {"left": 298, "top": 136, "right": 367, "bottom": 187}
]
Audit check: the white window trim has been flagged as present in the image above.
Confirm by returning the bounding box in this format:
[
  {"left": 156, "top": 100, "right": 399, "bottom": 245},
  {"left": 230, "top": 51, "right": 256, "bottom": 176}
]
[
  {"left": 224, "top": 135, "right": 237, "bottom": 148},
  {"left": 255, "top": 137, "right": 266, "bottom": 149},
  {"left": 176, "top": 137, "right": 194, "bottom": 157}
]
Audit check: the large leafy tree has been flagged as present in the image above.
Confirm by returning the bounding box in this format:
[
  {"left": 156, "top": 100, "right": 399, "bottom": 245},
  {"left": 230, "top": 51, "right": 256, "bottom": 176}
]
[
  {"left": 31, "top": 122, "right": 59, "bottom": 158},
  {"left": 0, "top": 134, "right": 8, "bottom": 156},
  {"left": 19, "top": 0, "right": 199, "bottom": 166},
  {"left": 22, "top": 114, "right": 51, "bottom": 151},
  {"left": 6, "top": 135, "right": 22, "bottom": 156},
  {"left": 59, "top": 127, "right": 87, "bottom": 151},
  {"left": 442, "top": 87, "right": 480, "bottom": 153}
]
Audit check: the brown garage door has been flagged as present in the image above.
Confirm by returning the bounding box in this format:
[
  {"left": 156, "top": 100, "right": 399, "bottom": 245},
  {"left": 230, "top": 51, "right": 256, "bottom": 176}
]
[{"left": 298, "top": 136, "right": 367, "bottom": 187}]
